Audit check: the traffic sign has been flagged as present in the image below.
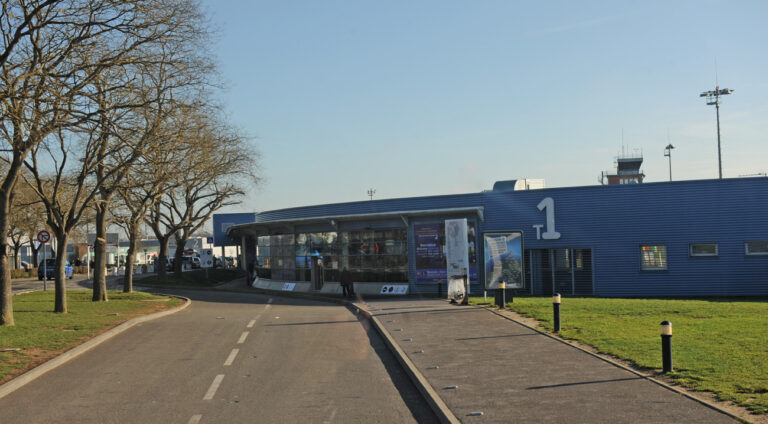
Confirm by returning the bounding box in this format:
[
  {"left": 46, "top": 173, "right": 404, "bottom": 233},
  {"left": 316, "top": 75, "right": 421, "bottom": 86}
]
[{"left": 37, "top": 230, "right": 50, "bottom": 244}]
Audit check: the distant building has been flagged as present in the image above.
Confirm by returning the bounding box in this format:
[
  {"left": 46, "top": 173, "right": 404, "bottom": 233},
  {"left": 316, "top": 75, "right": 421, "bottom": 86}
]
[{"left": 601, "top": 152, "right": 645, "bottom": 185}]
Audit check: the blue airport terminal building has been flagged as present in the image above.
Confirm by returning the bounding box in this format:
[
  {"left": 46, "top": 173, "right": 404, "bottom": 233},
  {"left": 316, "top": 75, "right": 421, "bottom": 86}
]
[{"left": 220, "top": 177, "right": 767, "bottom": 297}]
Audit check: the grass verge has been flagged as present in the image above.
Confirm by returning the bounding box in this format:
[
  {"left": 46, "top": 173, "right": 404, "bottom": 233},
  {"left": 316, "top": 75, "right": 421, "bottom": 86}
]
[
  {"left": 0, "top": 290, "right": 182, "bottom": 385},
  {"left": 469, "top": 296, "right": 768, "bottom": 415},
  {"left": 137, "top": 269, "right": 244, "bottom": 287}
]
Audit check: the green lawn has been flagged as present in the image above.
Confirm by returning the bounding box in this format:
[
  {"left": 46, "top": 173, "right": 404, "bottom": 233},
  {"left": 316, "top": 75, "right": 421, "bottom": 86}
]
[
  {"left": 137, "top": 268, "right": 243, "bottom": 287},
  {"left": 0, "top": 290, "right": 181, "bottom": 384},
  {"left": 469, "top": 296, "right": 768, "bottom": 415}
]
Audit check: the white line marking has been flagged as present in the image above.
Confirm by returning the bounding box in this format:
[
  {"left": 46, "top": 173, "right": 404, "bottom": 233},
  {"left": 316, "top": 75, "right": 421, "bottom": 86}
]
[
  {"left": 224, "top": 348, "right": 239, "bottom": 366},
  {"left": 188, "top": 415, "right": 202, "bottom": 424},
  {"left": 247, "top": 320, "right": 256, "bottom": 328},
  {"left": 237, "top": 332, "right": 249, "bottom": 344},
  {"left": 203, "top": 375, "right": 224, "bottom": 400}
]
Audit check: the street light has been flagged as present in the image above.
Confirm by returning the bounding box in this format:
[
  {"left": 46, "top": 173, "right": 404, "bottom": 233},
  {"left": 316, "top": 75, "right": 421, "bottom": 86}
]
[
  {"left": 700, "top": 86, "right": 733, "bottom": 179},
  {"left": 664, "top": 144, "right": 674, "bottom": 181}
]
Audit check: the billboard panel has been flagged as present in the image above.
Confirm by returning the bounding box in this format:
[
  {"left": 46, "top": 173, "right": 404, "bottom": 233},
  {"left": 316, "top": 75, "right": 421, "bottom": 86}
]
[{"left": 483, "top": 231, "right": 524, "bottom": 290}]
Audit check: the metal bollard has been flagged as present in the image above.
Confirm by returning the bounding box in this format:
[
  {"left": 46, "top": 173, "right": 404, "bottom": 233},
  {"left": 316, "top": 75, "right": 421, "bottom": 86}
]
[
  {"left": 499, "top": 282, "right": 506, "bottom": 309},
  {"left": 660, "top": 321, "right": 673, "bottom": 373},
  {"left": 553, "top": 293, "right": 561, "bottom": 332}
]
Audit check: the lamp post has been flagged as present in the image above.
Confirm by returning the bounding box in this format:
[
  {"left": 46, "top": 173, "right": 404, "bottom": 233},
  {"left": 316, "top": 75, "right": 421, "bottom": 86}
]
[
  {"left": 700, "top": 86, "right": 733, "bottom": 179},
  {"left": 664, "top": 144, "right": 674, "bottom": 181}
]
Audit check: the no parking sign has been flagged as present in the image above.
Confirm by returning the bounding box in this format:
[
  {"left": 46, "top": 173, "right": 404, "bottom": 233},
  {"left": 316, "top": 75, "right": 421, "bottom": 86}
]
[{"left": 37, "top": 230, "right": 50, "bottom": 244}]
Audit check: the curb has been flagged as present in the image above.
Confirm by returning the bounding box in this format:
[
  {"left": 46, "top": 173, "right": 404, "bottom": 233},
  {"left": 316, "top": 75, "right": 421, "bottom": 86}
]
[
  {"left": 0, "top": 295, "right": 191, "bottom": 401},
  {"left": 483, "top": 305, "right": 748, "bottom": 424},
  {"left": 353, "top": 304, "right": 461, "bottom": 424}
]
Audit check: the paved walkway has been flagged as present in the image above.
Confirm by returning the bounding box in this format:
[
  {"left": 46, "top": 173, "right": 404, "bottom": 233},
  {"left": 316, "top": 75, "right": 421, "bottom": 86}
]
[{"left": 353, "top": 297, "right": 736, "bottom": 423}]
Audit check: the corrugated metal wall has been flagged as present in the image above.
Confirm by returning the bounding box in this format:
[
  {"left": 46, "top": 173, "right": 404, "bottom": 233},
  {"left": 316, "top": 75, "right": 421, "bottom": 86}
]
[
  {"left": 244, "top": 177, "right": 768, "bottom": 297},
  {"left": 480, "top": 178, "right": 768, "bottom": 296}
]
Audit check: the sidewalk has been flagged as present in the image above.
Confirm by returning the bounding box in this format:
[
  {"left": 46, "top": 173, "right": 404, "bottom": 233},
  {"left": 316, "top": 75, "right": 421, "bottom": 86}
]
[{"left": 353, "top": 297, "right": 737, "bottom": 423}]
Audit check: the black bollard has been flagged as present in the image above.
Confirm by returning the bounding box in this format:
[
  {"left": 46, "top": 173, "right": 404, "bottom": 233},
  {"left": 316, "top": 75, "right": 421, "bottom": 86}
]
[
  {"left": 499, "top": 282, "right": 506, "bottom": 309},
  {"left": 553, "top": 293, "right": 561, "bottom": 332},
  {"left": 660, "top": 321, "right": 673, "bottom": 373}
]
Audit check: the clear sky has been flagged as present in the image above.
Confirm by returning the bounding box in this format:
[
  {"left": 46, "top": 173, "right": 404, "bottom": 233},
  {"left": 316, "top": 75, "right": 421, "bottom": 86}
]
[{"left": 201, "top": 0, "right": 768, "bottom": 213}]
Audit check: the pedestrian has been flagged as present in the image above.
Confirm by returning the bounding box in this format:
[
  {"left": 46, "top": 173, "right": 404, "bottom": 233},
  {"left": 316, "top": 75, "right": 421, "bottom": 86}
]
[{"left": 340, "top": 267, "right": 353, "bottom": 298}]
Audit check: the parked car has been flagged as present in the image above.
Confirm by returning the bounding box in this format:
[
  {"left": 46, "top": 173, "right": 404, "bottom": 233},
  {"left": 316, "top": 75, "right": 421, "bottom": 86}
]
[
  {"left": 37, "top": 258, "right": 74, "bottom": 280},
  {"left": 19, "top": 261, "right": 32, "bottom": 271}
]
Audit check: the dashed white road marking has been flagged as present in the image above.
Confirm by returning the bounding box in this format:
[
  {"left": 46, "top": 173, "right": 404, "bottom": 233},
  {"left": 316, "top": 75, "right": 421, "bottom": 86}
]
[
  {"left": 203, "top": 375, "right": 224, "bottom": 400},
  {"left": 224, "top": 348, "right": 239, "bottom": 366},
  {"left": 188, "top": 414, "right": 202, "bottom": 424},
  {"left": 237, "top": 331, "right": 249, "bottom": 344},
  {"left": 247, "top": 320, "right": 256, "bottom": 328}
]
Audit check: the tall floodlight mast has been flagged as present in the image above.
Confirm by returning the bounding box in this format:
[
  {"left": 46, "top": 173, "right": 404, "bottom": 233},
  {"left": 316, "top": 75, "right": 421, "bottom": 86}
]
[
  {"left": 699, "top": 86, "right": 733, "bottom": 179},
  {"left": 664, "top": 144, "right": 674, "bottom": 181}
]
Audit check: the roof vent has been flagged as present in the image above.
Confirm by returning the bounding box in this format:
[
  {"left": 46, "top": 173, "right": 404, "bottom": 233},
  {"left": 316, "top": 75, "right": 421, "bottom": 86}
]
[{"left": 492, "top": 179, "right": 546, "bottom": 191}]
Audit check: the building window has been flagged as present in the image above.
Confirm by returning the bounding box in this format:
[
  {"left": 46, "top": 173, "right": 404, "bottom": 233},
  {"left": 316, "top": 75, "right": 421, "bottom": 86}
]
[
  {"left": 690, "top": 243, "right": 718, "bottom": 257},
  {"left": 640, "top": 245, "right": 667, "bottom": 270},
  {"left": 745, "top": 241, "right": 768, "bottom": 256}
]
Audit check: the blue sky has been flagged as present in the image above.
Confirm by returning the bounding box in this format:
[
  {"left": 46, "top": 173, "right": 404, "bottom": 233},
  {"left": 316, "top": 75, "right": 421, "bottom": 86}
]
[{"left": 201, "top": 0, "right": 768, "bottom": 212}]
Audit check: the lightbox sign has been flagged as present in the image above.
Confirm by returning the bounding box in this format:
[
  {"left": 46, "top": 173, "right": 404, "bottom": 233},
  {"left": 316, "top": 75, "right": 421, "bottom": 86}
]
[
  {"left": 414, "top": 222, "right": 478, "bottom": 282},
  {"left": 483, "top": 231, "right": 524, "bottom": 290}
]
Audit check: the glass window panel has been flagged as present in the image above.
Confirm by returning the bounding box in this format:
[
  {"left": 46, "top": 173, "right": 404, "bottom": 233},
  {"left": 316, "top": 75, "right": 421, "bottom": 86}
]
[
  {"left": 641, "top": 245, "right": 667, "bottom": 270},
  {"left": 690, "top": 243, "right": 718, "bottom": 256},
  {"left": 348, "top": 255, "right": 362, "bottom": 268},
  {"left": 745, "top": 241, "right": 768, "bottom": 255}
]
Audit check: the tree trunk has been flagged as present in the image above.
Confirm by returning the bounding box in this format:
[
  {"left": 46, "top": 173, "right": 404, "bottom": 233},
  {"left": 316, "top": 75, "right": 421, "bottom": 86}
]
[
  {"left": 173, "top": 238, "right": 186, "bottom": 279},
  {"left": 13, "top": 245, "right": 21, "bottom": 269},
  {"left": 0, "top": 166, "right": 19, "bottom": 325},
  {"left": 156, "top": 235, "right": 170, "bottom": 280},
  {"left": 31, "top": 240, "right": 40, "bottom": 267},
  {"left": 92, "top": 203, "right": 109, "bottom": 302},
  {"left": 123, "top": 225, "right": 139, "bottom": 293},
  {"left": 53, "top": 232, "right": 69, "bottom": 313}
]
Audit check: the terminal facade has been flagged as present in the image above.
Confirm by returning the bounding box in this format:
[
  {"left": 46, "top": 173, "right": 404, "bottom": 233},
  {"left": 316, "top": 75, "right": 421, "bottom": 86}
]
[{"left": 221, "top": 177, "right": 768, "bottom": 297}]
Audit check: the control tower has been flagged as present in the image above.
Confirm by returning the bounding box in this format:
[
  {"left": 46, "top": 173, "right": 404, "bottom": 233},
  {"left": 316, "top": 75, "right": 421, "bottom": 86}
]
[{"left": 600, "top": 151, "right": 644, "bottom": 185}]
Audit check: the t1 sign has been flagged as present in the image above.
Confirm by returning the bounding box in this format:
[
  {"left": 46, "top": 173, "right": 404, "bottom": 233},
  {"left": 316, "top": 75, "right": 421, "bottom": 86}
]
[{"left": 532, "top": 197, "right": 561, "bottom": 240}]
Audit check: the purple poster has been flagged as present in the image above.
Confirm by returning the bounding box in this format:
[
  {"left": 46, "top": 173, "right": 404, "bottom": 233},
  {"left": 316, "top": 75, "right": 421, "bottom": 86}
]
[{"left": 414, "top": 223, "right": 477, "bottom": 282}]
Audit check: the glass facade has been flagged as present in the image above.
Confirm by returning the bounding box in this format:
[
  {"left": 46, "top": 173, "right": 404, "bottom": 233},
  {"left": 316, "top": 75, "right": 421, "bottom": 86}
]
[{"left": 255, "top": 229, "right": 408, "bottom": 283}]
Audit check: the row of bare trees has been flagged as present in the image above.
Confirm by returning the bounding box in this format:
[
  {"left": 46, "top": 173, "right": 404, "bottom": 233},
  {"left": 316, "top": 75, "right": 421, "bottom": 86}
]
[{"left": 0, "top": 0, "right": 259, "bottom": 326}]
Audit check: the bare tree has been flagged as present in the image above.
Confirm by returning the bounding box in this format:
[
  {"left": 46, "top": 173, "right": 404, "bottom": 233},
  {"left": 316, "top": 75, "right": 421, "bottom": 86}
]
[
  {"left": 0, "top": 0, "right": 212, "bottom": 317},
  {"left": 88, "top": 6, "right": 212, "bottom": 302},
  {"left": 113, "top": 102, "right": 193, "bottom": 292},
  {"left": 149, "top": 111, "right": 260, "bottom": 280}
]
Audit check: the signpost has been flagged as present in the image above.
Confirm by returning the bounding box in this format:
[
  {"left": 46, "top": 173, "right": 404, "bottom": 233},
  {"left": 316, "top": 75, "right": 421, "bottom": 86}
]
[{"left": 37, "top": 231, "right": 50, "bottom": 290}]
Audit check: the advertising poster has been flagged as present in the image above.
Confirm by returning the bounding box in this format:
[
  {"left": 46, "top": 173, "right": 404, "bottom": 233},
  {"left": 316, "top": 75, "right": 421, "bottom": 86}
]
[
  {"left": 483, "top": 232, "right": 524, "bottom": 290},
  {"left": 415, "top": 222, "right": 478, "bottom": 282},
  {"left": 414, "top": 223, "right": 444, "bottom": 281}
]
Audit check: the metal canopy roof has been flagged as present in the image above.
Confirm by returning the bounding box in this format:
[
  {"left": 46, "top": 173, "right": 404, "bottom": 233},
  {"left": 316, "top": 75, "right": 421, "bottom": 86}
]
[{"left": 227, "top": 206, "right": 484, "bottom": 238}]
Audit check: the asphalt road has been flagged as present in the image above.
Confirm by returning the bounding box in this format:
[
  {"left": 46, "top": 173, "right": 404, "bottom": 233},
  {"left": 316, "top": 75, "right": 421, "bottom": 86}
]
[{"left": 0, "top": 289, "right": 436, "bottom": 423}]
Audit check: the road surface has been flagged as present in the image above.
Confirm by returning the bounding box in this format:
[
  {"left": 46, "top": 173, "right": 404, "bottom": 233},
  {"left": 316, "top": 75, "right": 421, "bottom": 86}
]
[{"left": 0, "top": 289, "right": 436, "bottom": 423}]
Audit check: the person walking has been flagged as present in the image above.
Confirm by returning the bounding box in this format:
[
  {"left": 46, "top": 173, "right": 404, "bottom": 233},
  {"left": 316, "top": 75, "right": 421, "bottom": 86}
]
[{"left": 340, "top": 267, "right": 353, "bottom": 298}]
